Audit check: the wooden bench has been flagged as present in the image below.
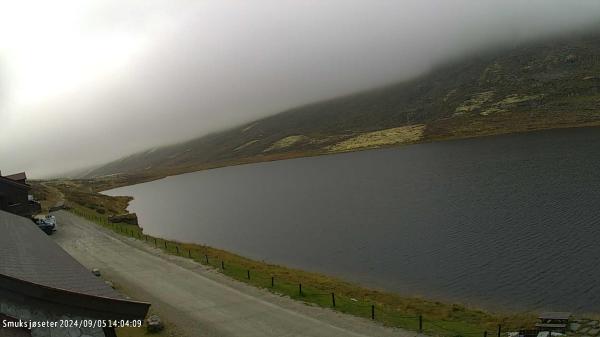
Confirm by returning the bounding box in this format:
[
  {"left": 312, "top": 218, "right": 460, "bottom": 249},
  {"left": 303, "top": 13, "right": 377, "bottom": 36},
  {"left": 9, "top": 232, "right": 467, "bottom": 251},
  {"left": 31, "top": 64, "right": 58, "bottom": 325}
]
[{"left": 535, "top": 312, "right": 571, "bottom": 333}]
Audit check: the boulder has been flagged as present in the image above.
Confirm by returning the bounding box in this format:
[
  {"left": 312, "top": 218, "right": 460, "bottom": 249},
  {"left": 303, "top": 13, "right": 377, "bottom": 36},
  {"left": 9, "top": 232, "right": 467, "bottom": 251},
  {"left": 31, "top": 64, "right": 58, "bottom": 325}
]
[
  {"left": 108, "top": 213, "right": 138, "bottom": 225},
  {"left": 146, "top": 315, "right": 164, "bottom": 333}
]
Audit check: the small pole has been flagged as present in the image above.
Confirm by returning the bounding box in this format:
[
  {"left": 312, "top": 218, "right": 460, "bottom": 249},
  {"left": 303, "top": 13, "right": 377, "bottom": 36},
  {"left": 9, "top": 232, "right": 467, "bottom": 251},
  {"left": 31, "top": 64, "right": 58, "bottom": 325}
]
[
  {"left": 176, "top": 246, "right": 179, "bottom": 255},
  {"left": 299, "top": 283, "right": 302, "bottom": 296},
  {"left": 497, "top": 324, "right": 501, "bottom": 337},
  {"left": 188, "top": 249, "right": 191, "bottom": 258},
  {"left": 145, "top": 235, "right": 147, "bottom": 241},
  {"left": 205, "top": 255, "right": 209, "bottom": 264},
  {"left": 331, "top": 292, "right": 336, "bottom": 308},
  {"left": 221, "top": 261, "right": 225, "bottom": 270},
  {"left": 484, "top": 331, "right": 488, "bottom": 337},
  {"left": 419, "top": 315, "right": 423, "bottom": 333},
  {"left": 164, "top": 241, "right": 167, "bottom": 249},
  {"left": 271, "top": 276, "right": 274, "bottom": 287},
  {"left": 371, "top": 305, "right": 375, "bottom": 320},
  {"left": 247, "top": 270, "right": 250, "bottom": 280},
  {"left": 154, "top": 238, "right": 157, "bottom": 247}
]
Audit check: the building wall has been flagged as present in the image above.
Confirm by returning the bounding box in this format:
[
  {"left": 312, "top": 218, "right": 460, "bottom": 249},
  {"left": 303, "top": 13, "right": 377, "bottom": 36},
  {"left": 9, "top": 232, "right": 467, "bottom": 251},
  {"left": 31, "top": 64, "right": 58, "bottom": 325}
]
[
  {"left": 0, "top": 180, "right": 28, "bottom": 207},
  {"left": 0, "top": 298, "right": 106, "bottom": 337},
  {"left": 0, "top": 180, "right": 37, "bottom": 217}
]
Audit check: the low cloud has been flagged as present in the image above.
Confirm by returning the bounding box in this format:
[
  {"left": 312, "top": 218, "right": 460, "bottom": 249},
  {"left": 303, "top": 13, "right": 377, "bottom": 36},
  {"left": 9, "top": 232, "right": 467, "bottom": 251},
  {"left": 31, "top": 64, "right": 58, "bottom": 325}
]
[{"left": 1, "top": 0, "right": 599, "bottom": 177}]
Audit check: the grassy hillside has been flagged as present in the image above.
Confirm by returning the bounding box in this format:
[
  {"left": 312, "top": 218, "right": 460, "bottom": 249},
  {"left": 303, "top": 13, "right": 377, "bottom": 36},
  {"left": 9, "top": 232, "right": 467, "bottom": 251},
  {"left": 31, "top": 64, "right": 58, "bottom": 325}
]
[{"left": 84, "top": 30, "right": 600, "bottom": 182}]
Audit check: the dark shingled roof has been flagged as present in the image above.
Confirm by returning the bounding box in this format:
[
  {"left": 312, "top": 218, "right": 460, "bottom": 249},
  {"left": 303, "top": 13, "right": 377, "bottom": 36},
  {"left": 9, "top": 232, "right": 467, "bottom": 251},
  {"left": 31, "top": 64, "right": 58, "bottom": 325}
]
[
  {"left": 0, "top": 210, "right": 121, "bottom": 299},
  {"left": 3, "top": 172, "right": 27, "bottom": 182},
  {"left": 0, "top": 176, "right": 29, "bottom": 189}
]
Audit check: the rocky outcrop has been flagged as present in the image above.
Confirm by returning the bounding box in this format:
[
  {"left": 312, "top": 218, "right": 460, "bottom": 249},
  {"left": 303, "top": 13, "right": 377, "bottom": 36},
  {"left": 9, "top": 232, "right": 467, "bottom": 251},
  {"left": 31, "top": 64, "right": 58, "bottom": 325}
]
[{"left": 108, "top": 213, "right": 138, "bottom": 225}]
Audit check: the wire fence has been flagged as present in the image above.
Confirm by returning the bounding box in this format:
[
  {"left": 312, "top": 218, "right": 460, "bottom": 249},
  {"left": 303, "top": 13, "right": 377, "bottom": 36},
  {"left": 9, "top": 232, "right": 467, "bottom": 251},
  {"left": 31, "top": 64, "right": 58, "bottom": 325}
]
[{"left": 70, "top": 207, "right": 521, "bottom": 337}]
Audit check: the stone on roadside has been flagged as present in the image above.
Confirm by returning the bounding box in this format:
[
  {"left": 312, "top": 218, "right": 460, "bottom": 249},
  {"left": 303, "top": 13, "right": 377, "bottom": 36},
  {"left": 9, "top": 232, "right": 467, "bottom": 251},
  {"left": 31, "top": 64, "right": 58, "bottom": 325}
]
[
  {"left": 91, "top": 268, "right": 101, "bottom": 277},
  {"left": 146, "top": 315, "right": 164, "bottom": 333}
]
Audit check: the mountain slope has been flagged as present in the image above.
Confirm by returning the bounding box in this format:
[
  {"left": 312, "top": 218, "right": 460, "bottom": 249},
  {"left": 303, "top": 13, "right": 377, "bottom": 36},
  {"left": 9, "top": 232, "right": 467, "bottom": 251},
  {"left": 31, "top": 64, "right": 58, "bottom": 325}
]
[{"left": 85, "top": 30, "right": 600, "bottom": 180}]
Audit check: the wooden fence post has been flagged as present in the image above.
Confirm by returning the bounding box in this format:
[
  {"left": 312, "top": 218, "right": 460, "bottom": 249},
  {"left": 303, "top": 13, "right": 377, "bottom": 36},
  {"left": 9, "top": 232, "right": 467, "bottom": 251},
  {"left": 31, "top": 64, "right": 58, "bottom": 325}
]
[
  {"left": 299, "top": 283, "right": 302, "bottom": 296},
  {"left": 331, "top": 292, "right": 336, "bottom": 308},
  {"left": 271, "top": 276, "right": 274, "bottom": 287},
  {"left": 371, "top": 305, "right": 375, "bottom": 320},
  {"left": 497, "top": 325, "right": 501, "bottom": 337},
  {"left": 221, "top": 261, "right": 225, "bottom": 270},
  {"left": 247, "top": 270, "right": 250, "bottom": 280},
  {"left": 419, "top": 315, "right": 423, "bottom": 333}
]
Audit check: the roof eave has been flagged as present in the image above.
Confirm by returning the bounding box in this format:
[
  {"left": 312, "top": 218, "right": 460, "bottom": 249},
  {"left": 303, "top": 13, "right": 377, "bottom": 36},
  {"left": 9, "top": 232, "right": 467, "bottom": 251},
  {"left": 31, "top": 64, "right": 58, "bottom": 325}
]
[{"left": 0, "top": 273, "right": 150, "bottom": 320}]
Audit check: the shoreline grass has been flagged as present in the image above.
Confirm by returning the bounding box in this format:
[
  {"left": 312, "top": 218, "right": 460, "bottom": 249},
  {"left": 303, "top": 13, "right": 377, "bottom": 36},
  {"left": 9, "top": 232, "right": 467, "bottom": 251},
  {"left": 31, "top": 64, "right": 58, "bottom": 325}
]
[{"left": 69, "top": 206, "right": 538, "bottom": 337}]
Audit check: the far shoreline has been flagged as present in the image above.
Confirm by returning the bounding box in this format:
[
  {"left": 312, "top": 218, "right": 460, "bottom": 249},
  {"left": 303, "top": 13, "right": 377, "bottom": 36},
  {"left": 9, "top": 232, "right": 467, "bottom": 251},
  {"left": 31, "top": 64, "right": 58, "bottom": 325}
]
[{"left": 91, "top": 123, "right": 600, "bottom": 194}]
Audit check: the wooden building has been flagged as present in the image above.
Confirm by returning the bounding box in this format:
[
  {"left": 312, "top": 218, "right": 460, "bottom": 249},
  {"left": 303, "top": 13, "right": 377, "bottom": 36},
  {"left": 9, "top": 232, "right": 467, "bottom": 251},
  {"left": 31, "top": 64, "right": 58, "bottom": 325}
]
[{"left": 0, "top": 171, "right": 40, "bottom": 217}]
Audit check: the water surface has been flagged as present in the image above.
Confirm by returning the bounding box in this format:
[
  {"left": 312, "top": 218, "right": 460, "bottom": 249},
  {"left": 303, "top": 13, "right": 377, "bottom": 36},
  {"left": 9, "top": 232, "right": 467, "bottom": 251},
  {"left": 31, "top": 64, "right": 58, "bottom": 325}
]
[{"left": 105, "top": 128, "right": 600, "bottom": 312}]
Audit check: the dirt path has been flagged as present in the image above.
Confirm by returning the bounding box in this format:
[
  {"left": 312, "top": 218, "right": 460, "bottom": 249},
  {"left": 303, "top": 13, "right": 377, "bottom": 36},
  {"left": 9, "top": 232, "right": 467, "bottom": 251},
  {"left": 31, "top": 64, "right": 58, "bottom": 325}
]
[
  {"left": 39, "top": 182, "right": 65, "bottom": 211},
  {"left": 51, "top": 211, "right": 419, "bottom": 337}
]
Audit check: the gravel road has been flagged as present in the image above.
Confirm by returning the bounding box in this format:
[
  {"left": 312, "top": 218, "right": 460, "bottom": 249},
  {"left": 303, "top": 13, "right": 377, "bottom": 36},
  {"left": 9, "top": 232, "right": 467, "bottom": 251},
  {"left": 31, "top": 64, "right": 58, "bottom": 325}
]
[{"left": 52, "top": 211, "right": 419, "bottom": 337}]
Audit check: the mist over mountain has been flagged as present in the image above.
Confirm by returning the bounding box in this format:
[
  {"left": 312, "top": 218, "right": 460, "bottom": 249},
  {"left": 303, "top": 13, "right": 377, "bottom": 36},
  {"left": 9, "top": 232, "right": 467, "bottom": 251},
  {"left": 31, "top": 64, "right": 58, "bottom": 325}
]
[
  {"left": 83, "top": 28, "right": 600, "bottom": 180},
  {"left": 2, "top": 0, "right": 600, "bottom": 177}
]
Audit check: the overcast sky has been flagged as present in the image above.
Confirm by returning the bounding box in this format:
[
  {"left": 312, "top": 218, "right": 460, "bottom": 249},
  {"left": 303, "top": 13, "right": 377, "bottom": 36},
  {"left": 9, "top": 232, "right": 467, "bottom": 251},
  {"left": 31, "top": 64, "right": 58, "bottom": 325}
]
[{"left": 1, "top": 0, "right": 599, "bottom": 178}]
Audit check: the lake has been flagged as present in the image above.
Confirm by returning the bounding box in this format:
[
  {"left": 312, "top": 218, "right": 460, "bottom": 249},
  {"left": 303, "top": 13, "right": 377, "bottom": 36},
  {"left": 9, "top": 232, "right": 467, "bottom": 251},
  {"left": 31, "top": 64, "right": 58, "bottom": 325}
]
[{"left": 104, "top": 127, "right": 600, "bottom": 313}]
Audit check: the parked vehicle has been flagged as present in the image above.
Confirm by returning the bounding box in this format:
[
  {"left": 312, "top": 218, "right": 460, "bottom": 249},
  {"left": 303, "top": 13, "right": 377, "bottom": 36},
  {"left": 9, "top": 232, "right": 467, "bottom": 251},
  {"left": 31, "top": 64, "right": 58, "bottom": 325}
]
[{"left": 33, "top": 214, "right": 57, "bottom": 235}]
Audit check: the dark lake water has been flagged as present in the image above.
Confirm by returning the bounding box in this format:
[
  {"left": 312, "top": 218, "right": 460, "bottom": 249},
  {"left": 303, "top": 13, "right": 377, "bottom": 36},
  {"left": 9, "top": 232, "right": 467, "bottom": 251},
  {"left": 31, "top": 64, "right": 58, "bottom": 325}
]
[{"left": 104, "top": 127, "right": 600, "bottom": 313}]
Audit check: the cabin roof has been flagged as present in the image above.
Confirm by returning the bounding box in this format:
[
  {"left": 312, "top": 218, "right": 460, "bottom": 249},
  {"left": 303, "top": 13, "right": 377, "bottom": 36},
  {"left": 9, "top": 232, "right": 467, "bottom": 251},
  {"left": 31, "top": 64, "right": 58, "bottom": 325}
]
[
  {"left": 3, "top": 172, "right": 27, "bottom": 181},
  {"left": 0, "top": 210, "right": 120, "bottom": 298},
  {"left": 0, "top": 175, "right": 29, "bottom": 189},
  {"left": 0, "top": 210, "right": 149, "bottom": 319}
]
